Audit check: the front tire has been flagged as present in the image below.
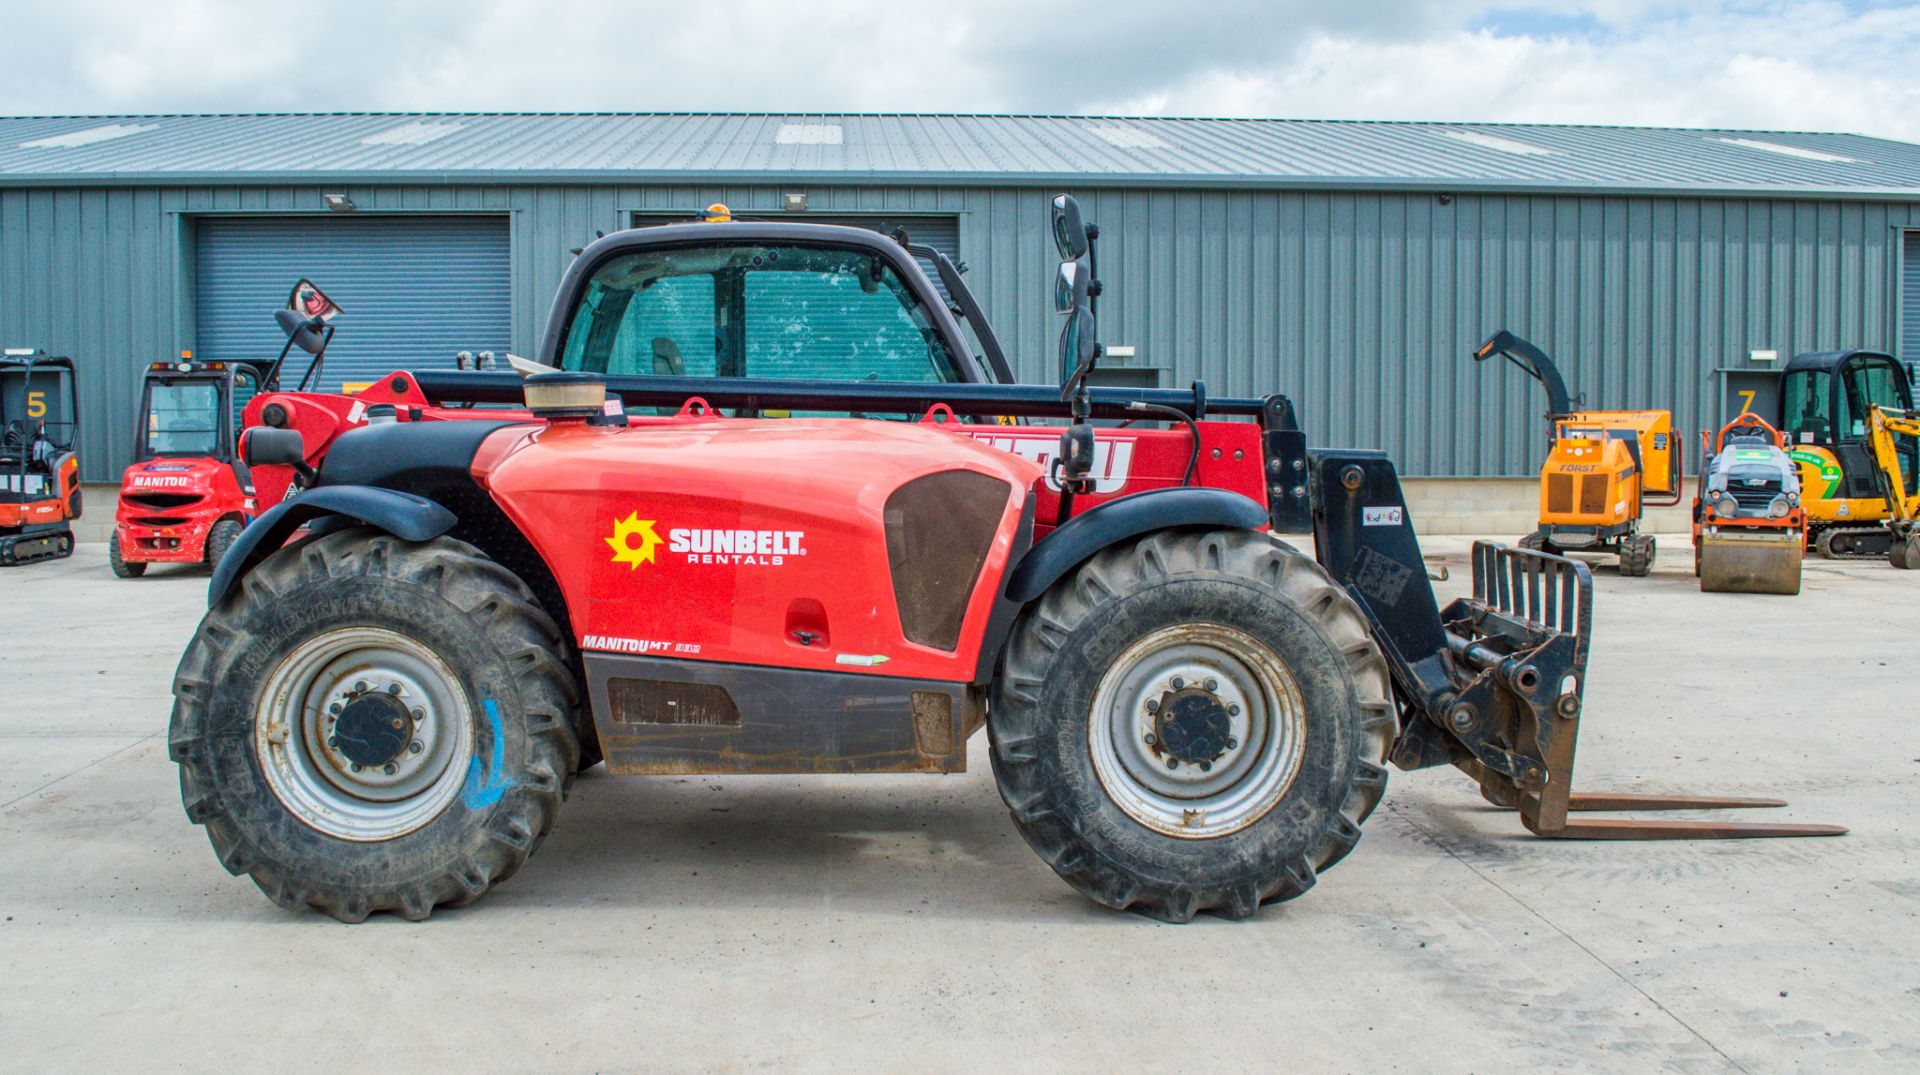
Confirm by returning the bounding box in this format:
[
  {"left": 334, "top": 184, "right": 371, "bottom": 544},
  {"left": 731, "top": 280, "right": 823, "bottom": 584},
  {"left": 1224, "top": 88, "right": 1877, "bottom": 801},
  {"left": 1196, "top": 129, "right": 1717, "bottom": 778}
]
[
  {"left": 989, "top": 529, "right": 1396, "bottom": 922},
  {"left": 204, "top": 518, "right": 243, "bottom": 570},
  {"left": 108, "top": 530, "right": 146, "bottom": 578},
  {"left": 168, "top": 529, "right": 579, "bottom": 921}
]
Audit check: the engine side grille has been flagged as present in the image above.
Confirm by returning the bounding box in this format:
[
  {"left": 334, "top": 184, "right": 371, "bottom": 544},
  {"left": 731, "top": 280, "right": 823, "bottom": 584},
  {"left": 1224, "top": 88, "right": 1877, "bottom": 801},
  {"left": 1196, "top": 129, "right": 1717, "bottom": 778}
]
[
  {"left": 1578, "top": 474, "right": 1607, "bottom": 515},
  {"left": 884, "top": 470, "right": 1010, "bottom": 651},
  {"left": 1546, "top": 473, "right": 1574, "bottom": 514}
]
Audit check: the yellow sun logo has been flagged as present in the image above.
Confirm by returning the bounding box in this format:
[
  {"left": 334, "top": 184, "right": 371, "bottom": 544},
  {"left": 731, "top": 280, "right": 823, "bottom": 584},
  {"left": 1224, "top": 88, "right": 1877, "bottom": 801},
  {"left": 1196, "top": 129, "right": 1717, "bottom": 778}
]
[{"left": 605, "top": 512, "right": 663, "bottom": 568}]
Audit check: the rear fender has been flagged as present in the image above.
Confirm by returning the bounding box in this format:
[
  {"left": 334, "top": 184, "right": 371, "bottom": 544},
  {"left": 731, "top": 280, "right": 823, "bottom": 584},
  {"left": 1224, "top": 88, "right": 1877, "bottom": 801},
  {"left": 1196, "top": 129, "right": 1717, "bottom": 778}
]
[
  {"left": 207, "top": 485, "right": 455, "bottom": 607},
  {"left": 1001, "top": 487, "right": 1268, "bottom": 603}
]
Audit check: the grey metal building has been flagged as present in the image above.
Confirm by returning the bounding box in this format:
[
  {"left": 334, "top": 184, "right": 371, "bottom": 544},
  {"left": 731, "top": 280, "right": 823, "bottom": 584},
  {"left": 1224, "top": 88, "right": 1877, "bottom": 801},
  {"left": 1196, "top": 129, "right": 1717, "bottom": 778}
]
[{"left": 3, "top": 112, "right": 1919, "bottom": 482}]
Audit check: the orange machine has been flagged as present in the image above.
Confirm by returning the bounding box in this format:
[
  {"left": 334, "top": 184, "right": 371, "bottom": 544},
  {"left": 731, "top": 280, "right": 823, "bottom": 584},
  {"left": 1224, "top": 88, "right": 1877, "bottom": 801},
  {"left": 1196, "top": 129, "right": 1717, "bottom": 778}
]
[
  {"left": 1475, "top": 331, "right": 1681, "bottom": 576},
  {"left": 1691, "top": 412, "right": 1805, "bottom": 594}
]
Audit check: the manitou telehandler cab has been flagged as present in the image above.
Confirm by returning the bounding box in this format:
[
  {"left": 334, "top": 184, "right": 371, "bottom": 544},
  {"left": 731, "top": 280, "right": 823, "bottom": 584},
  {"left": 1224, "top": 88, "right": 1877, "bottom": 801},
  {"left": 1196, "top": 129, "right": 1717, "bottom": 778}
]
[
  {"left": 1474, "top": 331, "right": 1681, "bottom": 576},
  {"left": 0, "top": 349, "right": 81, "bottom": 566},
  {"left": 175, "top": 196, "right": 1840, "bottom": 924}
]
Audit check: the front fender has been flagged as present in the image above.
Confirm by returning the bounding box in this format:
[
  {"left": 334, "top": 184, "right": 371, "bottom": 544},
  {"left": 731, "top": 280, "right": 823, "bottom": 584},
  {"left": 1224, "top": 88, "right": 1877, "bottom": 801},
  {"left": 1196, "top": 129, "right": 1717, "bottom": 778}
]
[
  {"left": 1003, "top": 487, "right": 1268, "bottom": 603},
  {"left": 207, "top": 485, "right": 456, "bottom": 607}
]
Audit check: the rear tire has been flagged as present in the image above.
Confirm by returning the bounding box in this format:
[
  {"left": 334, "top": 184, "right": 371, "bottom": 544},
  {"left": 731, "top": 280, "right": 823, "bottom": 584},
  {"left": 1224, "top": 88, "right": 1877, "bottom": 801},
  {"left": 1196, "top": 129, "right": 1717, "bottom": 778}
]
[
  {"left": 108, "top": 531, "right": 146, "bottom": 578},
  {"left": 989, "top": 529, "right": 1395, "bottom": 922},
  {"left": 204, "top": 518, "right": 243, "bottom": 571},
  {"left": 169, "top": 529, "right": 579, "bottom": 921},
  {"left": 1618, "top": 534, "right": 1656, "bottom": 577}
]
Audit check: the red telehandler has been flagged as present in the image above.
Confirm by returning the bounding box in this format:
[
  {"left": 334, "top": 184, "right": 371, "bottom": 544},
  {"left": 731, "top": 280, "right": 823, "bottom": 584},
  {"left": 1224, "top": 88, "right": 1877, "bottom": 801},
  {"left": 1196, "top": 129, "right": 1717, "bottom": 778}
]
[{"left": 170, "top": 196, "right": 1841, "bottom": 923}]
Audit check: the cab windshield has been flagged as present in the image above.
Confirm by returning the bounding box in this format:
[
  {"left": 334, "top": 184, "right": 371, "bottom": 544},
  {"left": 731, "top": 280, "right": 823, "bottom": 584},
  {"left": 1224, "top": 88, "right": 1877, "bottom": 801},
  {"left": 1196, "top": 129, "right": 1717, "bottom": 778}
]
[
  {"left": 559, "top": 243, "right": 959, "bottom": 386},
  {"left": 144, "top": 381, "right": 221, "bottom": 456}
]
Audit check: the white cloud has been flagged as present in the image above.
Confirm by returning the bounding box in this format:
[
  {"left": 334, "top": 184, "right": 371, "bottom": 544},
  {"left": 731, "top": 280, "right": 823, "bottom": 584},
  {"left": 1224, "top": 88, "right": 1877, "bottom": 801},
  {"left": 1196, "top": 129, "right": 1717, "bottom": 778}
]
[{"left": 0, "top": 1, "right": 1915, "bottom": 144}]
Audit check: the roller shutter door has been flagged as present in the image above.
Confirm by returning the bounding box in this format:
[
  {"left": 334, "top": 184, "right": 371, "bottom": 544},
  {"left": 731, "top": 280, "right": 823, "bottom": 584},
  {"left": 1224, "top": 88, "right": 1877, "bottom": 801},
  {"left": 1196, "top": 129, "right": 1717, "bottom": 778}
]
[
  {"left": 1904, "top": 230, "right": 1920, "bottom": 375},
  {"left": 196, "top": 215, "right": 510, "bottom": 393}
]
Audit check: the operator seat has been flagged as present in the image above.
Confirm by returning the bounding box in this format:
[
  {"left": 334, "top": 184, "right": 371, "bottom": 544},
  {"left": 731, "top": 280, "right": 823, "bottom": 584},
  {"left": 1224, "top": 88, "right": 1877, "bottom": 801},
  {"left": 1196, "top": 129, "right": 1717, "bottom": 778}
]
[
  {"left": 652, "top": 338, "right": 686, "bottom": 377},
  {"left": 1794, "top": 397, "right": 1829, "bottom": 442}
]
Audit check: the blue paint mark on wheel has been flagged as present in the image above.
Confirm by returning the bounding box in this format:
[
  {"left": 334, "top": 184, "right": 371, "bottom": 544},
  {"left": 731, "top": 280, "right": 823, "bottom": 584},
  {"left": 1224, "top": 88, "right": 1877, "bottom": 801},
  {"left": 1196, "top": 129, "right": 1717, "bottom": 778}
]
[{"left": 463, "top": 698, "right": 515, "bottom": 809}]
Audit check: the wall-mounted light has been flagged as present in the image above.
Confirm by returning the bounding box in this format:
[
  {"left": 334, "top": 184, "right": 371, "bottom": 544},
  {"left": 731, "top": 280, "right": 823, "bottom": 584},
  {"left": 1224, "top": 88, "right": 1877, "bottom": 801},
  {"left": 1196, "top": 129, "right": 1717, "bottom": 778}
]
[
  {"left": 784, "top": 192, "right": 807, "bottom": 212},
  {"left": 1436, "top": 192, "right": 1454, "bottom": 206},
  {"left": 324, "top": 193, "right": 356, "bottom": 211}
]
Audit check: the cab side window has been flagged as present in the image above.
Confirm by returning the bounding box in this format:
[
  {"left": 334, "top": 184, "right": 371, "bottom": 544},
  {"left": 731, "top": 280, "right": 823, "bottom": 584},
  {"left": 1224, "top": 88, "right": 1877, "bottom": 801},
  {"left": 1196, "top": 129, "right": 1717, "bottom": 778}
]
[
  {"left": 563, "top": 272, "right": 717, "bottom": 377},
  {"left": 1782, "top": 370, "right": 1829, "bottom": 443},
  {"left": 559, "top": 244, "right": 957, "bottom": 388},
  {"left": 743, "top": 261, "right": 956, "bottom": 383}
]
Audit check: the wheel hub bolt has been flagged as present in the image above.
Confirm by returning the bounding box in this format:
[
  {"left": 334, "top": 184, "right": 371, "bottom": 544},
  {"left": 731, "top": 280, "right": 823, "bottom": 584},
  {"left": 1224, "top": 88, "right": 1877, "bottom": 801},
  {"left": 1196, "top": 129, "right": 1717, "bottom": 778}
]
[
  {"left": 1166, "top": 758, "right": 1180, "bottom": 770},
  {"left": 354, "top": 681, "right": 368, "bottom": 693},
  {"left": 1199, "top": 761, "right": 1212, "bottom": 772},
  {"left": 1145, "top": 699, "right": 1159, "bottom": 713},
  {"left": 409, "top": 741, "right": 423, "bottom": 754},
  {"left": 1171, "top": 677, "right": 1185, "bottom": 690},
  {"left": 382, "top": 763, "right": 397, "bottom": 775},
  {"left": 328, "top": 702, "right": 342, "bottom": 715},
  {"left": 1227, "top": 704, "right": 1241, "bottom": 717},
  {"left": 327, "top": 736, "right": 338, "bottom": 749},
  {"left": 386, "top": 683, "right": 402, "bottom": 695},
  {"left": 1204, "top": 678, "right": 1218, "bottom": 692},
  {"left": 1143, "top": 732, "right": 1157, "bottom": 746},
  {"left": 412, "top": 708, "right": 426, "bottom": 721},
  {"left": 351, "top": 764, "right": 363, "bottom": 773},
  {"left": 1226, "top": 736, "right": 1238, "bottom": 750}
]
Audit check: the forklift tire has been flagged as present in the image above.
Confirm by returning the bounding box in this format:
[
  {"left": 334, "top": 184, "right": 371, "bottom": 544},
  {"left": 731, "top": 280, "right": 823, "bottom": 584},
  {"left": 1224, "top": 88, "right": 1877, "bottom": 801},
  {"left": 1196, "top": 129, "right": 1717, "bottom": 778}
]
[
  {"left": 169, "top": 528, "right": 580, "bottom": 922},
  {"left": 989, "top": 529, "right": 1395, "bottom": 923},
  {"left": 204, "top": 518, "right": 243, "bottom": 571},
  {"left": 1618, "top": 535, "right": 1656, "bottom": 577},
  {"left": 108, "top": 531, "right": 146, "bottom": 578}
]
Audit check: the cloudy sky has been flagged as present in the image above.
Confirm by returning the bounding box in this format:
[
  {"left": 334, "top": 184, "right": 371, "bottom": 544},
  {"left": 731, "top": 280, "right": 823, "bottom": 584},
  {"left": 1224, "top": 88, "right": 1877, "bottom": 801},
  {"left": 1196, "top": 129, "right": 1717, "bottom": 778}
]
[{"left": 3, "top": 1, "right": 1916, "bottom": 141}]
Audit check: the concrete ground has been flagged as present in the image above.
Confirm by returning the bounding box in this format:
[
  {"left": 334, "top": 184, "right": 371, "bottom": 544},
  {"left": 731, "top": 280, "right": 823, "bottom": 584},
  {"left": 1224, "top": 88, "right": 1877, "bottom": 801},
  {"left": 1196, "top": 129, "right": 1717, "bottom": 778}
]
[{"left": 0, "top": 537, "right": 1914, "bottom": 1073}]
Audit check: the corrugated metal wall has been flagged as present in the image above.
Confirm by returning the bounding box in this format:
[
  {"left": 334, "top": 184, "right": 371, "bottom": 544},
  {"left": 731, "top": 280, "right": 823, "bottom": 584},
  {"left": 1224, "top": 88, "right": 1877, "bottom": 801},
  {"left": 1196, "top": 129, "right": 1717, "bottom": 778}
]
[{"left": 4, "top": 180, "right": 1918, "bottom": 481}]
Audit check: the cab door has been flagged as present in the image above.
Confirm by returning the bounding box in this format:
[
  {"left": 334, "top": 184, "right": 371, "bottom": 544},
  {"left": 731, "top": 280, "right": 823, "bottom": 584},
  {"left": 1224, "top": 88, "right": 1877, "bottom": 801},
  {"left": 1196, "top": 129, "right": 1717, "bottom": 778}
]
[{"left": 1835, "top": 355, "right": 1916, "bottom": 498}]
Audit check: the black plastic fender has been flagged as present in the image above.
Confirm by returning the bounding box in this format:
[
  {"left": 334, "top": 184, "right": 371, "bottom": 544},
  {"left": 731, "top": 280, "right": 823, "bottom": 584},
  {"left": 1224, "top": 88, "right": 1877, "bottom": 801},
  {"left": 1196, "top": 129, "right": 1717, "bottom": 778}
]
[
  {"left": 207, "top": 485, "right": 456, "bottom": 607},
  {"left": 1003, "top": 487, "right": 1269, "bottom": 604}
]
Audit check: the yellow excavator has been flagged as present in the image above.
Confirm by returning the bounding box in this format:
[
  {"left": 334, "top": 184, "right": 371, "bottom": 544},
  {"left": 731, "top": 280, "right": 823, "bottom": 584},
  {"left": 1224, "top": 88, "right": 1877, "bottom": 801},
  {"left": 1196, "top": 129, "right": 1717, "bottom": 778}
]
[
  {"left": 1867, "top": 404, "right": 1920, "bottom": 568},
  {"left": 1762, "top": 349, "right": 1918, "bottom": 559}
]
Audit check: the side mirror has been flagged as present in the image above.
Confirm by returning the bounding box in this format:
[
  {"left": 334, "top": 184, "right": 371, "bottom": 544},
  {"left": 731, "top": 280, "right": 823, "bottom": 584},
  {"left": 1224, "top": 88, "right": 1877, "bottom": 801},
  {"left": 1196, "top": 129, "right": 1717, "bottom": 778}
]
[
  {"left": 1054, "top": 260, "right": 1088, "bottom": 314},
  {"left": 274, "top": 308, "right": 328, "bottom": 356},
  {"left": 1051, "top": 195, "right": 1089, "bottom": 260},
  {"left": 1058, "top": 306, "right": 1098, "bottom": 390},
  {"left": 242, "top": 426, "right": 306, "bottom": 468}
]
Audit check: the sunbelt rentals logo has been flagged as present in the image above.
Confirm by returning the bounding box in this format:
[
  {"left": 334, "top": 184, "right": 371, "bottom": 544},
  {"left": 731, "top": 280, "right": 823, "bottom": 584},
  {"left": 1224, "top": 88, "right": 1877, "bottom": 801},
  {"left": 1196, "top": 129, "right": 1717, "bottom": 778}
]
[{"left": 606, "top": 511, "right": 805, "bottom": 568}]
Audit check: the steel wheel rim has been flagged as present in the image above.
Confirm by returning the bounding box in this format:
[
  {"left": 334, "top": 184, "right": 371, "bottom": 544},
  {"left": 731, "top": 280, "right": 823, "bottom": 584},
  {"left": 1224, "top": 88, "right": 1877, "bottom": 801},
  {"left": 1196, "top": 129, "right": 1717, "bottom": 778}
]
[
  {"left": 1088, "top": 623, "right": 1307, "bottom": 839},
  {"left": 255, "top": 627, "right": 474, "bottom": 842}
]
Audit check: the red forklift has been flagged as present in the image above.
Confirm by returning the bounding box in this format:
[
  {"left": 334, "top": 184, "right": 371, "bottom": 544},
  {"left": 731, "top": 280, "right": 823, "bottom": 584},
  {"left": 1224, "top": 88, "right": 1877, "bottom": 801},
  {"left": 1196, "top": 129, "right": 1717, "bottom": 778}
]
[
  {"left": 110, "top": 279, "right": 340, "bottom": 577},
  {"left": 109, "top": 355, "right": 266, "bottom": 576},
  {"left": 0, "top": 349, "right": 82, "bottom": 566}
]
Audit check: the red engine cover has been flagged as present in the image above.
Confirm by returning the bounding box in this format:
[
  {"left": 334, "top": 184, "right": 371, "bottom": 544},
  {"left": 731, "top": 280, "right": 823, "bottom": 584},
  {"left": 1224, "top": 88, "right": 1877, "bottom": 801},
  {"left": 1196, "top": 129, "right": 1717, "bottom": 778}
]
[{"left": 480, "top": 416, "right": 1043, "bottom": 683}]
